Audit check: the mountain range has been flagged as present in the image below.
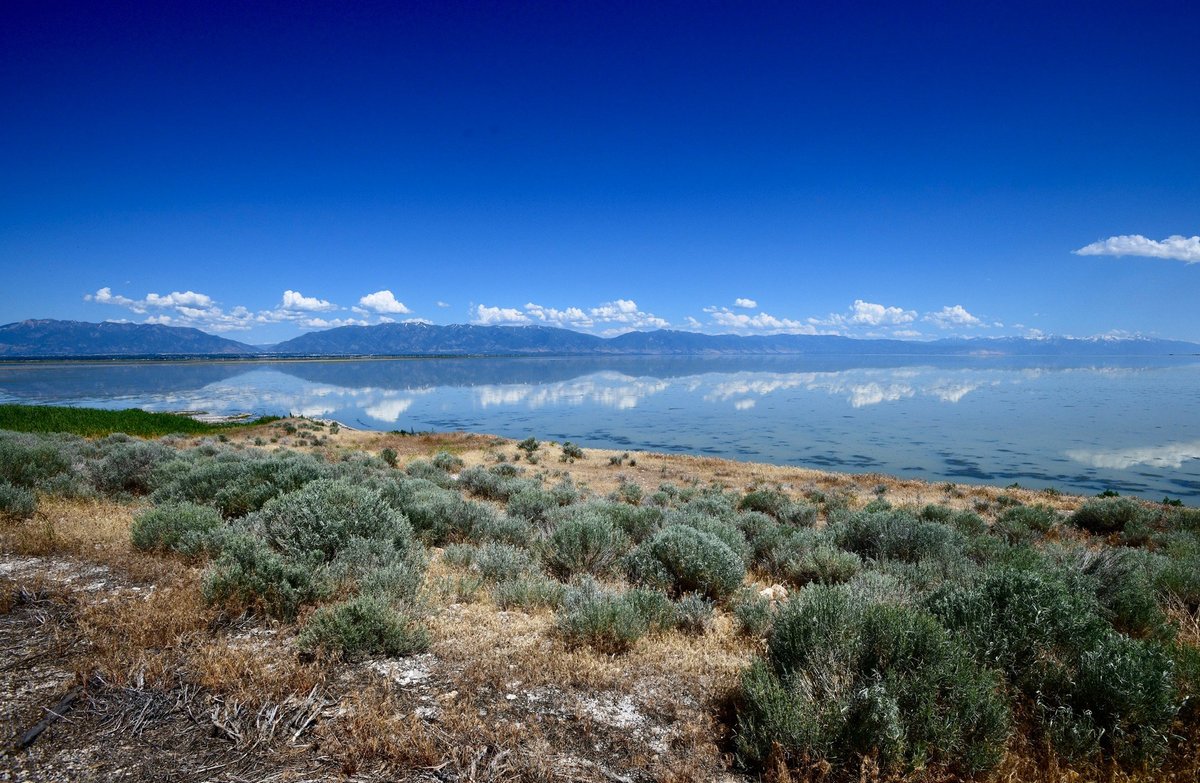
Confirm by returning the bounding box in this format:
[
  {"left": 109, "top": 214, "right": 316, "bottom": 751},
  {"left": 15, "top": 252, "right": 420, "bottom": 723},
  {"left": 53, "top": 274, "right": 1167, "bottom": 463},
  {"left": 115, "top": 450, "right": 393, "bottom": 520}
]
[{"left": 1, "top": 319, "right": 1197, "bottom": 358}]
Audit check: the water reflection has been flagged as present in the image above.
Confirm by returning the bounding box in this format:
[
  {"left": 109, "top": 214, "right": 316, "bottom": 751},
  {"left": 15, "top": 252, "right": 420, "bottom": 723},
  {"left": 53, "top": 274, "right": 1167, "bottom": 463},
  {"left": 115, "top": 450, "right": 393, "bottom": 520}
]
[
  {"left": 1067, "top": 441, "right": 1200, "bottom": 470},
  {"left": 1, "top": 356, "right": 1197, "bottom": 501}
]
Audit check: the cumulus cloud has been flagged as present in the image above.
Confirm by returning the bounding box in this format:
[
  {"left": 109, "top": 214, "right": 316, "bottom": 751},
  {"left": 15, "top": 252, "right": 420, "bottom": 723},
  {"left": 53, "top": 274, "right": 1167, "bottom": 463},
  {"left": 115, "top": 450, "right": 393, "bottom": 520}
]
[
  {"left": 280, "top": 290, "right": 336, "bottom": 311},
  {"left": 300, "top": 317, "right": 369, "bottom": 329},
  {"left": 706, "top": 306, "right": 817, "bottom": 334},
  {"left": 734, "top": 297, "right": 758, "bottom": 309},
  {"left": 525, "top": 302, "right": 592, "bottom": 328},
  {"left": 85, "top": 286, "right": 258, "bottom": 332},
  {"left": 85, "top": 287, "right": 137, "bottom": 308},
  {"left": 812, "top": 300, "right": 917, "bottom": 330},
  {"left": 84, "top": 284, "right": 396, "bottom": 334},
  {"left": 1073, "top": 234, "right": 1200, "bottom": 263},
  {"left": 145, "top": 290, "right": 213, "bottom": 308},
  {"left": 474, "top": 305, "right": 531, "bottom": 325},
  {"left": 473, "top": 299, "right": 668, "bottom": 331},
  {"left": 924, "top": 304, "right": 983, "bottom": 328},
  {"left": 358, "top": 289, "right": 410, "bottom": 314}
]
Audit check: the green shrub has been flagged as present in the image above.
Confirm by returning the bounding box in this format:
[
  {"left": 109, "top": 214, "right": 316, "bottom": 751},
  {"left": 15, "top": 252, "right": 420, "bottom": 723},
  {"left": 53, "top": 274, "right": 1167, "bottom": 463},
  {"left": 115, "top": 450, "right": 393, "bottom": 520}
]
[
  {"left": 250, "top": 479, "right": 416, "bottom": 564},
  {"left": 517, "top": 437, "right": 540, "bottom": 458},
  {"left": 0, "top": 432, "right": 75, "bottom": 489},
  {"left": 739, "top": 489, "right": 817, "bottom": 526},
  {"left": 1071, "top": 497, "right": 1151, "bottom": 535},
  {"left": 674, "top": 593, "right": 714, "bottom": 635},
  {"left": 432, "top": 450, "right": 464, "bottom": 472},
  {"left": 201, "top": 533, "right": 328, "bottom": 619},
  {"left": 472, "top": 513, "right": 535, "bottom": 547},
  {"left": 626, "top": 524, "right": 746, "bottom": 599},
  {"left": 1156, "top": 533, "right": 1200, "bottom": 609},
  {"left": 556, "top": 579, "right": 652, "bottom": 653},
  {"left": 380, "top": 447, "right": 398, "bottom": 467},
  {"left": 506, "top": 488, "right": 559, "bottom": 526},
  {"left": 663, "top": 509, "right": 751, "bottom": 562},
  {"left": 751, "top": 525, "right": 822, "bottom": 579},
  {"left": 830, "top": 509, "right": 965, "bottom": 564},
  {"left": 87, "top": 435, "right": 174, "bottom": 497},
  {"left": 1045, "top": 632, "right": 1178, "bottom": 764},
  {"left": 473, "top": 542, "right": 536, "bottom": 582},
  {"left": 731, "top": 588, "right": 774, "bottom": 637},
  {"left": 456, "top": 465, "right": 535, "bottom": 501},
  {"left": 543, "top": 510, "right": 630, "bottom": 579},
  {"left": 441, "top": 543, "right": 478, "bottom": 569},
  {"left": 993, "top": 504, "right": 1061, "bottom": 544},
  {"left": 0, "top": 480, "right": 36, "bottom": 519},
  {"left": 612, "top": 477, "right": 643, "bottom": 505},
  {"left": 924, "top": 562, "right": 1181, "bottom": 763},
  {"left": 298, "top": 594, "right": 429, "bottom": 659},
  {"left": 397, "top": 486, "right": 496, "bottom": 545},
  {"left": 436, "top": 573, "right": 485, "bottom": 603},
  {"left": 625, "top": 587, "right": 678, "bottom": 632},
  {"left": 492, "top": 576, "right": 566, "bottom": 611},
  {"left": 1071, "top": 547, "right": 1167, "bottom": 638},
  {"left": 784, "top": 544, "right": 862, "bottom": 586},
  {"left": 560, "top": 441, "right": 584, "bottom": 461},
  {"left": 593, "top": 501, "right": 662, "bottom": 543},
  {"left": 405, "top": 459, "right": 455, "bottom": 488},
  {"left": 130, "top": 502, "right": 223, "bottom": 556},
  {"left": 326, "top": 536, "right": 426, "bottom": 602},
  {"left": 151, "top": 449, "right": 326, "bottom": 518},
  {"left": 736, "top": 586, "right": 1010, "bottom": 776}
]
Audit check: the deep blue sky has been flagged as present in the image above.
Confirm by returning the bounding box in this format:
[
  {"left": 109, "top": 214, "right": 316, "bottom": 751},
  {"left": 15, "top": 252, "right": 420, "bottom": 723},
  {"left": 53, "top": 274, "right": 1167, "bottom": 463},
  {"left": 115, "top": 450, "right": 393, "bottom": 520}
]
[{"left": 2, "top": 0, "right": 1198, "bottom": 343}]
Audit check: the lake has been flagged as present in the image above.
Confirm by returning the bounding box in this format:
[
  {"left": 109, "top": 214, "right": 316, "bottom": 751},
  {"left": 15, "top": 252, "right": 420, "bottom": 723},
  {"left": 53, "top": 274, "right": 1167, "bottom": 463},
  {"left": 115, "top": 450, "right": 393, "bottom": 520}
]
[{"left": 2, "top": 355, "right": 1198, "bottom": 502}]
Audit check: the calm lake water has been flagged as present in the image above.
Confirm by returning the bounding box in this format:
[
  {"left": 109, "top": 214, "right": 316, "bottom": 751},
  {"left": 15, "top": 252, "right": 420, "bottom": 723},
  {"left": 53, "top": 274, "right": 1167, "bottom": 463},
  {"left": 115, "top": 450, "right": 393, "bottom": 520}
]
[{"left": 2, "top": 356, "right": 1198, "bottom": 502}]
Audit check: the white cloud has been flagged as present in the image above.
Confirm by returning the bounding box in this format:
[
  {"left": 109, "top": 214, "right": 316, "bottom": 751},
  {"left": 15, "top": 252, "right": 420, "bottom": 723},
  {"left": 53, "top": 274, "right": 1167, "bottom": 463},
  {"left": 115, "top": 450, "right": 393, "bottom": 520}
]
[
  {"left": 847, "top": 300, "right": 916, "bottom": 326},
  {"left": 734, "top": 298, "right": 758, "bottom": 309},
  {"left": 436, "top": 301, "right": 451, "bottom": 308},
  {"left": 280, "top": 290, "right": 336, "bottom": 312},
  {"left": 588, "top": 299, "right": 668, "bottom": 329},
  {"left": 85, "top": 287, "right": 136, "bottom": 307},
  {"left": 1073, "top": 234, "right": 1200, "bottom": 263},
  {"left": 358, "top": 289, "right": 410, "bottom": 314},
  {"left": 924, "top": 304, "right": 982, "bottom": 328},
  {"left": 300, "top": 317, "right": 368, "bottom": 329},
  {"left": 525, "top": 302, "right": 592, "bottom": 328},
  {"left": 475, "top": 298, "right": 669, "bottom": 331},
  {"left": 706, "top": 307, "right": 818, "bottom": 334},
  {"left": 145, "top": 290, "right": 213, "bottom": 308},
  {"left": 473, "top": 305, "right": 531, "bottom": 325},
  {"left": 811, "top": 300, "right": 917, "bottom": 331}
]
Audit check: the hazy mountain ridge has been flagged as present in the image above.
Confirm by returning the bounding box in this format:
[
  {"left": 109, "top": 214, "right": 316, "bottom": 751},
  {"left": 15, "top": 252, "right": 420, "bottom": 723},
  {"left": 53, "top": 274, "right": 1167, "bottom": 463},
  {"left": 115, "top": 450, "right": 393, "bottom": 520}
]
[
  {"left": 0, "top": 320, "right": 260, "bottom": 357},
  {"left": 1, "top": 319, "right": 1197, "bottom": 358}
]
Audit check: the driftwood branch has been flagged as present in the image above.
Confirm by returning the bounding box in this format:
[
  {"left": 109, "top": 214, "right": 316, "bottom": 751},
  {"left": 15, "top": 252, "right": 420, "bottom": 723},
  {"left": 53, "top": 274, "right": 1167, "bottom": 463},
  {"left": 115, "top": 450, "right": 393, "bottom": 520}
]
[{"left": 13, "top": 685, "right": 84, "bottom": 751}]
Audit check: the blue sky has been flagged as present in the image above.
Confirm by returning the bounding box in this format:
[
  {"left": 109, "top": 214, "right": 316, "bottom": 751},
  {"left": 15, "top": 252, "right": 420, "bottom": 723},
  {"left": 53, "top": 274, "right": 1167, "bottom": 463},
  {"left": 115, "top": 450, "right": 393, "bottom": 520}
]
[{"left": 1, "top": 0, "right": 1198, "bottom": 344}]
